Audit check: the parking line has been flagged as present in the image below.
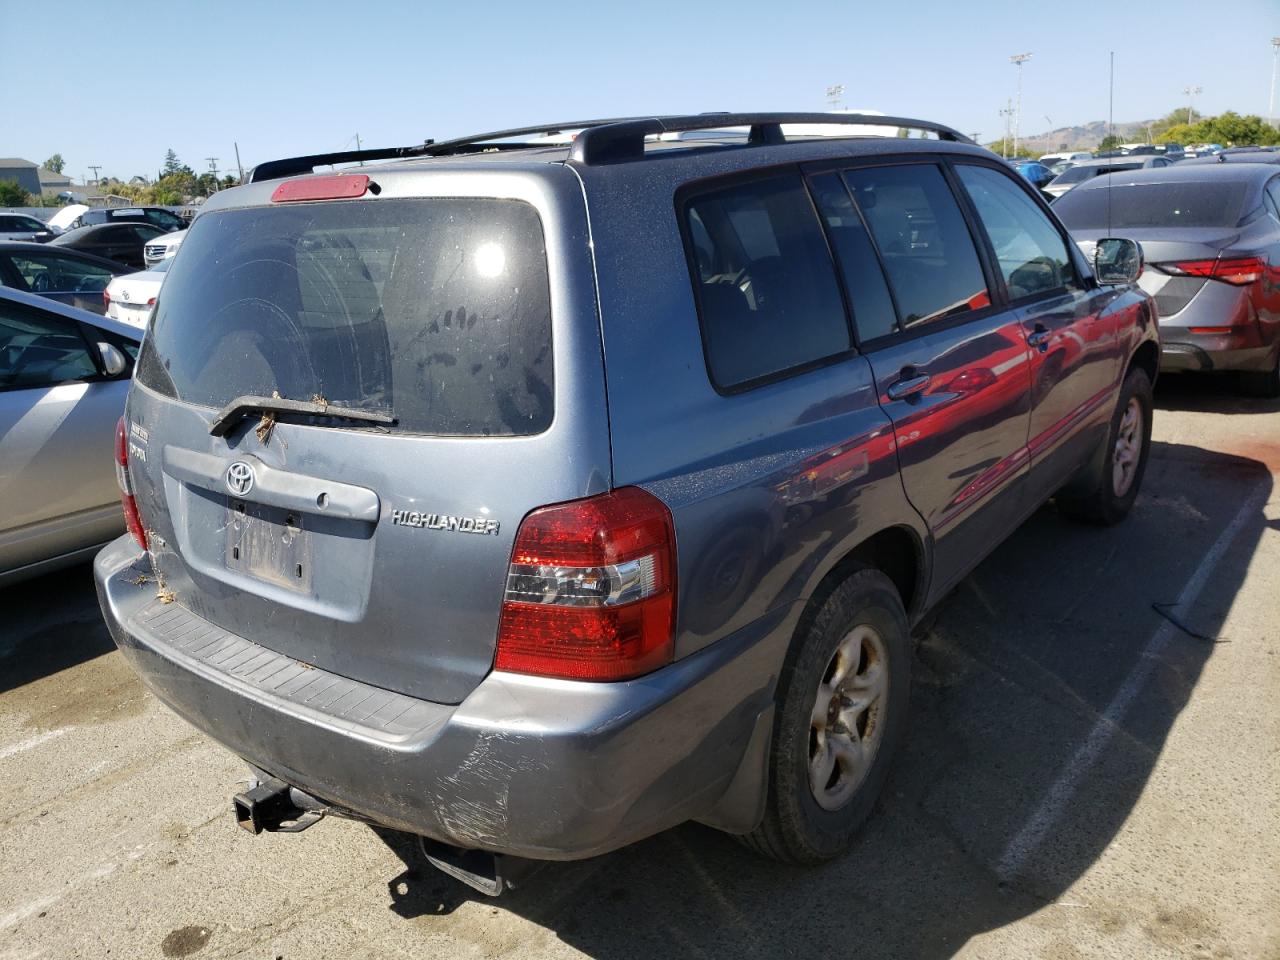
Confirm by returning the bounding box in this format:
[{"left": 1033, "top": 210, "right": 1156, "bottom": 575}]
[
  {"left": 0, "top": 728, "right": 69, "bottom": 762},
  {"left": 995, "top": 483, "right": 1268, "bottom": 883}
]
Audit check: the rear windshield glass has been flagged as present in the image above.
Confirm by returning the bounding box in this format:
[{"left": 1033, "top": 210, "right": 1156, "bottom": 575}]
[
  {"left": 137, "top": 198, "right": 553, "bottom": 436},
  {"left": 1054, "top": 181, "right": 1250, "bottom": 229}
]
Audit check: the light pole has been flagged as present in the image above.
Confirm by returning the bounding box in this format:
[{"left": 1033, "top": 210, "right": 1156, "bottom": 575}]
[
  {"left": 999, "top": 100, "right": 1014, "bottom": 158},
  {"left": 1183, "top": 85, "right": 1202, "bottom": 126},
  {"left": 1270, "top": 38, "right": 1280, "bottom": 128},
  {"left": 826, "top": 84, "right": 845, "bottom": 111},
  {"left": 1010, "top": 52, "right": 1032, "bottom": 156}
]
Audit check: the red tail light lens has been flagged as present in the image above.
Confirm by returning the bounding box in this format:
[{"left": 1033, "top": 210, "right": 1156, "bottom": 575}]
[
  {"left": 495, "top": 487, "right": 677, "bottom": 681},
  {"left": 114, "top": 416, "right": 148, "bottom": 550},
  {"left": 1155, "top": 256, "right": 1265, "bottom": 286},
  {"left": 103, "top": 289, "right": 111, "bottom": 306}
]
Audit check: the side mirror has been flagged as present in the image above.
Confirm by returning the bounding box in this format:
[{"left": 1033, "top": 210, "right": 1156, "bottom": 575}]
[
  {"left": 1093, "top": 237, "right": 1143, "bottom": 285},
  {"left": 96, "top": 341, "right": 129, "bottom": 377}
]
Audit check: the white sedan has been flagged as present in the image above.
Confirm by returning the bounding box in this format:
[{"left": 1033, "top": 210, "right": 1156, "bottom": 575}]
[{"left": 104, "top": 258, "right": 170, "bottom": 329}]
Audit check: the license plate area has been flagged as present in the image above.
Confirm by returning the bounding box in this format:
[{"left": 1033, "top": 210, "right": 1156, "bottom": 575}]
[{"left": 226, "top": 499, "right": 313, "bottom": 593}]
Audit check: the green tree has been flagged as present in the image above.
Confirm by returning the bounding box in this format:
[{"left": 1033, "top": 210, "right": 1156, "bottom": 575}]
[
  {"left": 1097, "top": 134, "right": 1123, "bottom": 151},
  {"left": 0, "top": 179, "right": 32, "bottom": 206},
  {"left": 43, "top": 153, "right": 65, "bottom": 174},
  {"left": 162, "top": 149, "right": 182, "bottom": 177}
]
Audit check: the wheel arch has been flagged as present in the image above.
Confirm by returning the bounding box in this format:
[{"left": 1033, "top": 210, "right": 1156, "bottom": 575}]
[{"left": 802, "top": 524, "right": 928, "bottom": 629}]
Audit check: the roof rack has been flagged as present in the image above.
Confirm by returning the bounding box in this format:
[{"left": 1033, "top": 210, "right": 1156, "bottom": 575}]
[
  {"left": 248, "top": 112, "right": 973, "bottom": 182},
  {"left": 568, "top": 113, "right": 975, "bottom": 165}
]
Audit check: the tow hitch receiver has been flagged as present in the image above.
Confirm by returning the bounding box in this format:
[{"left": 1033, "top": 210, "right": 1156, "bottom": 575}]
[{"left": 233, "top": 778, "right": 326, "bottom": 834}]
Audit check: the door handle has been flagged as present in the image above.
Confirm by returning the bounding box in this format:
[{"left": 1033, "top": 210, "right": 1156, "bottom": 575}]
[
  {"left": 886, "top": 373, "right": 932, "bottom": 401},
  {"left": 1027, "top": 324, "right": 1052, "bottom": 351}
]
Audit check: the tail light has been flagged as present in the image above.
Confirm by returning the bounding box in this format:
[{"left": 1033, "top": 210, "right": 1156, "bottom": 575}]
[
  {"left": 103, "top": 289, "right": 111, "bottom": 307},
  {"left": 1154, "top": 256, "right": 1265, "bottom": 286},
  {"left": 495, "top": 487, "right": 677, "bottom": 681},
  {"left": 114, "top": 416, "right": 148, "bottom": 550}
]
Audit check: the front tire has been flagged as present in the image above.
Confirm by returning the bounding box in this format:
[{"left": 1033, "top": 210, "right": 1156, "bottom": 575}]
[
  {"left": 741, "top": 569, "right": 910, "bottom": 864},
  {"left": 1057, "top": 367, "right": 1153, "bottom": 525}
]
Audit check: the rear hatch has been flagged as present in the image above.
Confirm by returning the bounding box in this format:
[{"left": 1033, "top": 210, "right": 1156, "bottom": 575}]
[{"left": 124, "top": 172, "right": 610, "bottom": 704}]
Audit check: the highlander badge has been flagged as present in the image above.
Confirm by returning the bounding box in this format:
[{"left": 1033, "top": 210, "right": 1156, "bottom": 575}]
[{"left": 391, "top": 509, "right": 499, "bottom": 536}]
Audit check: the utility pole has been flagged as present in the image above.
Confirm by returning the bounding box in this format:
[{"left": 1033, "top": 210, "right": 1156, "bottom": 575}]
[
  {"left": 234, "top": 142, "right": 244, "bottom": 183},
  {"left": 1010, "top": 52, "right": 1032, "bottom": 157},
  {"left": 825, "top": 84, "right": 845, "bottom": 111},
  {"left": 1183, "top": 85, "right": 1202, "bottom": 125},
  {"left": 1270, "top": 38, "right": 1280, "bottom": 128},
  {"left": 87, "top": 164, "right": 101, "bottom": 184},
  {"left": 999, "top": 100, "right": 1014, "bottom": 158},
  {"left": 355, "top": 132, "right": 363, "bottom": 165},
  {"left": 206, "top": 157, "right": 220, "bottom": 192}
]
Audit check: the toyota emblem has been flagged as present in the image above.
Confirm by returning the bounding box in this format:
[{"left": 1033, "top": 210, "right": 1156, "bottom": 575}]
[{"left": 225, "top": 461, "right": 255, "bottom": 496}]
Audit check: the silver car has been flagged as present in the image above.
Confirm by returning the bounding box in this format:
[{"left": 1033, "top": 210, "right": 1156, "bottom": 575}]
[
  {"left": 0, "top": 286, "right": 140, "bottom": 584},
  {"left": 1044, "top": 155, "right": 1174, "bottom": 199},
  {"left": 0, "top": 213, "right": 55, "bottom": 243},
  {"left": 1056, "top": 163, "right": 1280, "bottom": 395}
]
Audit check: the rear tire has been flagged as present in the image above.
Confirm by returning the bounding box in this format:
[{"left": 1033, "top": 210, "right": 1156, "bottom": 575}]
[
  {"left": 1057, "top": 367, "right": 1153, "bottom": 526},
  {"left": 1240, "top": 352, "right": 1280, "bottom": 398},
  {"left": 740, "top": 569, "right": 910, "bottom": 864}
]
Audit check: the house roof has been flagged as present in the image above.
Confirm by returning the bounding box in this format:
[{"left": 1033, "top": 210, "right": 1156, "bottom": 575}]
[{"left": 0, "top": 158, "right": 38, "bottom": 169}]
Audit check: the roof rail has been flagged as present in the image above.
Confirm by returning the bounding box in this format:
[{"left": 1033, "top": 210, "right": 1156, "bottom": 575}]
[
  {"left": 249, "top": 117, "right": 644, "bottom": 182},
  {"left": 568, "top": 113, "right": 975, "bottom": 165},
  {"left": 248, "top": 113, "right": 974, "bottom": 182}
]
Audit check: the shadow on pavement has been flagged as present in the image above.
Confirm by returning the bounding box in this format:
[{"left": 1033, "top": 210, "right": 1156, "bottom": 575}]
[
  {"left": 1155, "top": 370, "right": 1280, "bottom": 416},
  {"left": 0, "top": 561, "right": 114, "bottom": 695},
  {"left": 375, "top": 441, "right": 1271, "bottom": 959}
]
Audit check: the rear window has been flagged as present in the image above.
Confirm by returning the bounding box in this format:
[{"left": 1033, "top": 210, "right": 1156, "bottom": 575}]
[
  {"left": 1054, "top": 181, "right": 1251, "bottom": 229},
  {"left": 137, "top": 198, "right": 553, "bottom": 437}
]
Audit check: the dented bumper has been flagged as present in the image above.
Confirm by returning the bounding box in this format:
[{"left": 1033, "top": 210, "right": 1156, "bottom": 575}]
[{"left": 94, "top": 535, "right": 787, "bottom": 860}]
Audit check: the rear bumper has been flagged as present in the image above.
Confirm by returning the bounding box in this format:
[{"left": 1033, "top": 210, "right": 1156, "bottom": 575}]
[
  {"left": 1160, "top": 337, "right": 1277, "bottom": 373},
  {"left": 94, "top": 535, "right": 788, "bottom": 860}
]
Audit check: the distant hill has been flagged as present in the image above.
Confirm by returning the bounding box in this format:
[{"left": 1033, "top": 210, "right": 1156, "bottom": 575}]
[{"left": 1000, "top": 119, "right": 1158, "bottom": 154}]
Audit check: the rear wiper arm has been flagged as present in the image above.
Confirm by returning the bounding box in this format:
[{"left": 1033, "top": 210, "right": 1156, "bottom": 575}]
[{"left": 209, "top": 395, "right": 396, "bottom": 437}]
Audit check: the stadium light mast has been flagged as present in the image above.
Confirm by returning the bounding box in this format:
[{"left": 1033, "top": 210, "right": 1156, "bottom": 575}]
[
  {"left": 826, "top": 84, "right": 845, "bottom": 111},
  {"left": 1270, "top": 38, "right": 1280, "bottom": 128},
  {"left": 1010, "top": 52, "right": 1032, "bottom": 156},
  {"left": 1183, "top": 85, "right": 1202, "bottom": 125}
]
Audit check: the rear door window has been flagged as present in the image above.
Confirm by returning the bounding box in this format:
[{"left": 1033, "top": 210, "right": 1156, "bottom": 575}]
[
  {"left": 955, "top": 164, "right": 1076, "bottom": 300},
  {"left": 841, "top": 164, "right": 991, "bottom": 330},
  {"left": 9, "top": 252, "right": 115, "bottom": 293},
  {"left": 136, "top": 198, "right": 553, "bottom": 437},
  {"left": 682, "top": 173, "right": 852, "bottom": 390},
  {"left": 807, "top": 172, "right": 899, "bottom": 342}
]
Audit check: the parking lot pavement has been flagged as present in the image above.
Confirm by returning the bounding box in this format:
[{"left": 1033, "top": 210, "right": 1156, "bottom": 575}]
[{"left": 1, "top": 377, "right": 1277, "bottom": 960}]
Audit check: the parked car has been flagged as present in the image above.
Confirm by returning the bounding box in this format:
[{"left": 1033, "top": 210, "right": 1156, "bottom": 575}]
[
  {"left": 143, "top": 228, "right": 186, "bottom": 267},
  {"left": 0, "top": 213, "right": 55, "bottom": 243},
  {"left": 0, "top": 242, "right": 132, "bottom": 314},
  {"left": 1011, "top": 159, "right": 1055, "bottom": 188},
  {"left": 1055, "top": 163, "right": 1280, "bottom": 395},
  {"left": 1039, "top": 151, "right": 1093, "bottom": 167},
  {"left": 104, "top": 258, "right": 170, "bottom": 328},
  {"left": 50, "top": 222, "right": 167, "bottom": 270},
  {"left": 0, "top": 286, "right": 140, "bottom": 585},
  {"left": 1177, "top": 151, "right": 1280, "bottom": 167},
  {"left": 69, "top": 206, "right": 186, "bottom": 233},
  {"left": 94, "top": 113, "right": 1157, "bottom": 892},
  {"left": 1044, "top": 155, "right": 1174, "bottom": 199}
]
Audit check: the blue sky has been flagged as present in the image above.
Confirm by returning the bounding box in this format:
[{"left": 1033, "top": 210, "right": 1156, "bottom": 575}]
[{"left": 5, "top": 0, "right": 1278, "bottom": 182}]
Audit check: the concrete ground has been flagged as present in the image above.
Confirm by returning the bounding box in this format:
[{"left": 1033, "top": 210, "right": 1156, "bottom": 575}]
[{"left": 1, "top": 375, "right": 1277, "bottom": 960}]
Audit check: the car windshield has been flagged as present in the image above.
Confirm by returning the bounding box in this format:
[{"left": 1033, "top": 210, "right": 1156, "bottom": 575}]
[
  {"left": 1054, "top": 180, "right": 1252, "bottom": 229},
  {"left": 136, "top": 197, "right": 554, "bottom": 437}
]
